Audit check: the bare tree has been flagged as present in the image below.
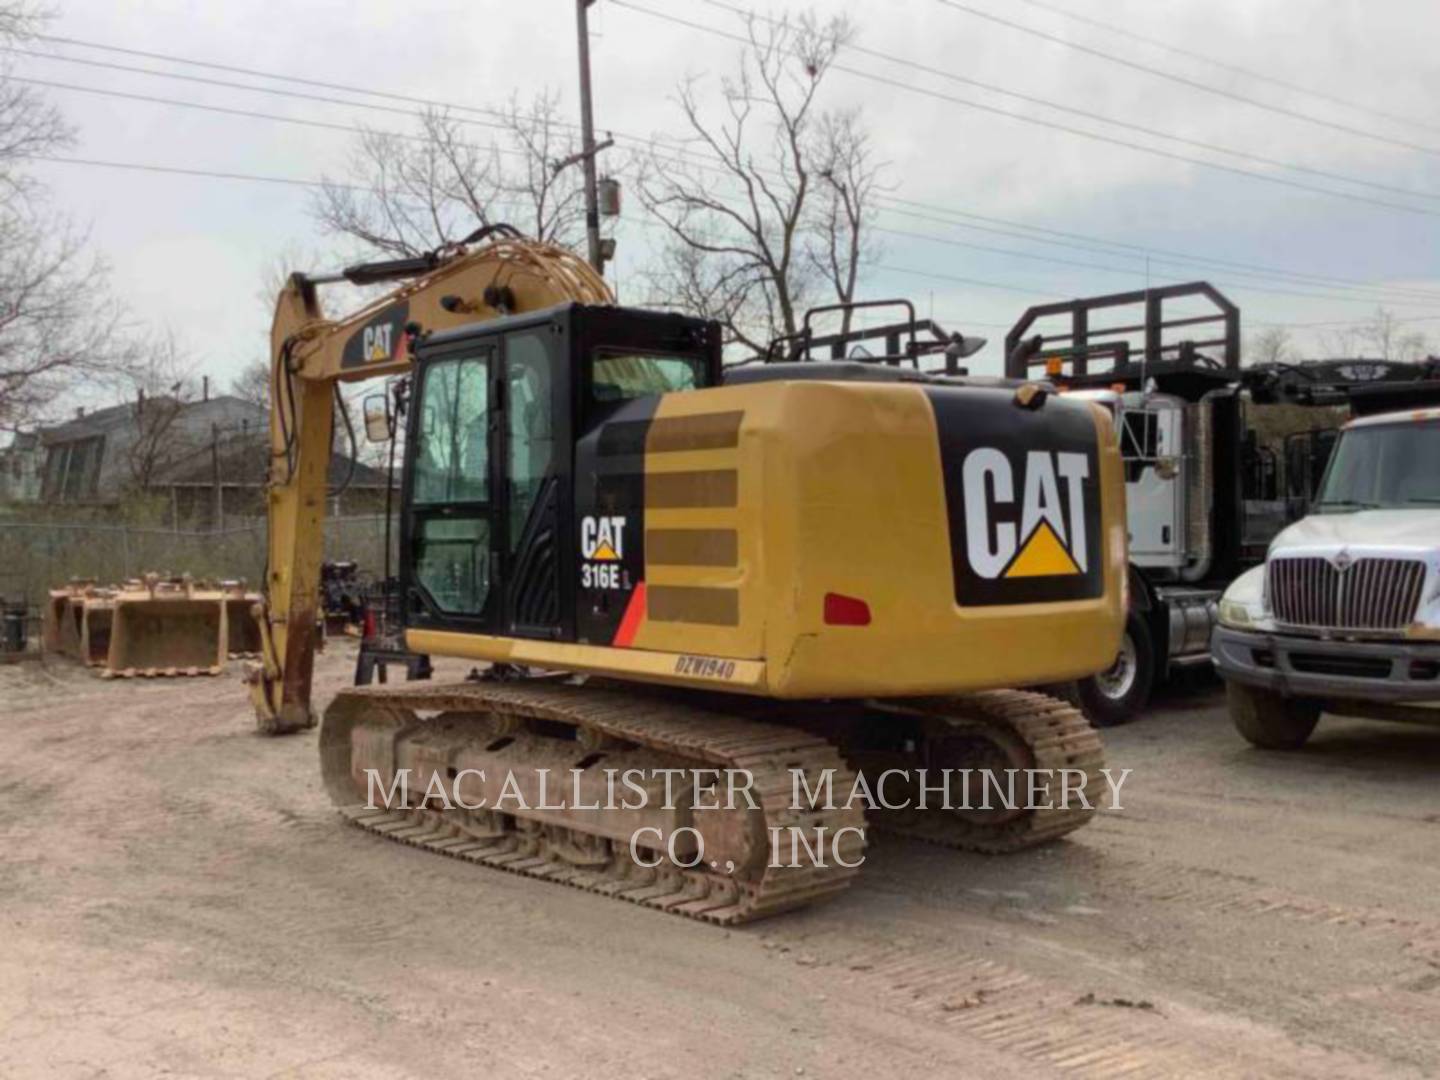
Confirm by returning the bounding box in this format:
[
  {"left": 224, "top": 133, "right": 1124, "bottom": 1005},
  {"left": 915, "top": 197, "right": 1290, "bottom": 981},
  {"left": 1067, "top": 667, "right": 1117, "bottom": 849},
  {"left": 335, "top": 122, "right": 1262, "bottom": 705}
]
[
  {"left": 1246, "top": 326, "right": 1296, "bottom": 367},
  {"left": 122, "top": 333, "right": 197, "bottom": 491},
  {"left": 0, "top": 2, "right": 68, "bottom": 202},
  {"left": 229, "top": 359, "right": 270, "bottom": 412},
  {"left": 313, "top": 93, "right": 588, "bottom": 257},
  {"left": 804, "top": 108, "right": 884, "bottom": 337},
  {"left": 0, "top": 3, "right": 134, "bottom": 431},
  {"left": 0, "top": 217, "right": 128, "bottom": 430},
  {"left": 1319, "top": 324, "right": 1360, "bottom": 360},
  {"left": 636, "top": 10, "right": 878, "bottom": 354},
  {"left": 1358, "top": 307, "right": 1429, "bottom": 362}
]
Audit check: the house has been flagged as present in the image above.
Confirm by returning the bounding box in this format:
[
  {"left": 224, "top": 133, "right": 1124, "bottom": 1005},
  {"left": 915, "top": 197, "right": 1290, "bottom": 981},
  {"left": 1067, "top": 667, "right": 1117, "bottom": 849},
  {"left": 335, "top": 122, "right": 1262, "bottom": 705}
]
[
  {"left": 0, "top": 432, "right": 42, "bottom": 503},
  {"left": 12, "top": 394, "right": 389, "bottom": 524},
  {"left": 34, "top": 395, "right": 260, "bottom": 504}
]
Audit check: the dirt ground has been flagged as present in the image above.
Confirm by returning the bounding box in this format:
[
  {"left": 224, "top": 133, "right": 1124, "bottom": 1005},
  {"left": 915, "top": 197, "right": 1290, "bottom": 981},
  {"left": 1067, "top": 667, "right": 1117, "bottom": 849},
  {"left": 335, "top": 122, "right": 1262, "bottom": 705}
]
[{"left": 2, "top": 648, "right": 1438, "bottom": 1079}]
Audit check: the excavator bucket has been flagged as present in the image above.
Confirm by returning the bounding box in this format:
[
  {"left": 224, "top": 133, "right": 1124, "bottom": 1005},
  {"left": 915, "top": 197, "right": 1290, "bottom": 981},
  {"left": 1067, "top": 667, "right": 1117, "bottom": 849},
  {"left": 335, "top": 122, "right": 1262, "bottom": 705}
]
[
  {"left": 42, "top": 585, "right": 87, "bottom": 658},
  {"left": 79, "top": 594, "right": 115, "bottom": 667},
  {"left": 103, "top": 579, "right": 226, "bottom": 678},
  {"left": 223, "top": 587, "right": 263, "bottom": 659}
]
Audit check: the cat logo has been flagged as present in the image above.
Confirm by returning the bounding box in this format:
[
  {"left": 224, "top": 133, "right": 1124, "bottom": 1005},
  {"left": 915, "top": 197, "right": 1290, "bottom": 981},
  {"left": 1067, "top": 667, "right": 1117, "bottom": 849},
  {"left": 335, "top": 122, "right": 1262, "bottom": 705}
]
[
  {"left": 340, "top": 302, "right": 410, "bottom": 370},
  {"left": 363, "top": 323, "right": 394, "bottom": 362},
  {"left": 581, "top": 515, "right": 626, "bottom": 562},
  {"left": 962, "top": 449, "right": 1090, "bottom": 580},
  {"left": 581, "top": 515, "right": 627, "bottom": 590}
]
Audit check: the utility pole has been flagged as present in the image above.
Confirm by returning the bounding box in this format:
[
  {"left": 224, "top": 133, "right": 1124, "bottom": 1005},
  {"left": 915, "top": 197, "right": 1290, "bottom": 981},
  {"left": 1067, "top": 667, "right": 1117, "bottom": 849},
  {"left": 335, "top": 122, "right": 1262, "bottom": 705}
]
[
  {"left": 575, "top": 0, "right": 604, "bottom": 275},
  {"left": 211, "top": 422, "right": 223, "bottom": 532}
]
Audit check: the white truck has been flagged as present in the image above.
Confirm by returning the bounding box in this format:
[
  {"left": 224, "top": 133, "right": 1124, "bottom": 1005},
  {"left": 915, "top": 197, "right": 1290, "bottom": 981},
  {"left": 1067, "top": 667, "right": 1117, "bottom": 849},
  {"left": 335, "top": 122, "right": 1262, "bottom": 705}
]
[{"left": 1212, "top": 406, "right": 1440, "bottom": 747}]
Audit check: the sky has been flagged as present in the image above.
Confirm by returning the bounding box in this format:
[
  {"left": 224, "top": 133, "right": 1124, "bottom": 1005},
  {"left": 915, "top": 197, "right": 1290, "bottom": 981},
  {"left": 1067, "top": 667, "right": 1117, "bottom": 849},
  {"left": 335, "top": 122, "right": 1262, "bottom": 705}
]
[{"left": 15, "top": 0, "right": 1440, "bottom": 401}]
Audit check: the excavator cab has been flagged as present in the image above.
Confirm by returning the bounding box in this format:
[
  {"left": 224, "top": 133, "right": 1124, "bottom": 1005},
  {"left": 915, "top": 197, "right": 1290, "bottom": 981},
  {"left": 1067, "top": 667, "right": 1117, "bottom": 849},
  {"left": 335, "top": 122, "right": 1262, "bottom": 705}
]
[{"left": 396, "top": 303, "right": 721, "bottom": 646}]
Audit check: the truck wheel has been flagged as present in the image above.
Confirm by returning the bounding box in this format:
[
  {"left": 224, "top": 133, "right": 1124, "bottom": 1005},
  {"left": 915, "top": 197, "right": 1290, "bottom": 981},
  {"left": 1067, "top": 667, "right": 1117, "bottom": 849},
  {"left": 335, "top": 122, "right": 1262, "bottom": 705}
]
[
  {"left": 1227, "top": 683, "right": 1320, "bottom": 750},
  {"left": 1074, "top": 613, "right": 1156, "bottom": 728}
]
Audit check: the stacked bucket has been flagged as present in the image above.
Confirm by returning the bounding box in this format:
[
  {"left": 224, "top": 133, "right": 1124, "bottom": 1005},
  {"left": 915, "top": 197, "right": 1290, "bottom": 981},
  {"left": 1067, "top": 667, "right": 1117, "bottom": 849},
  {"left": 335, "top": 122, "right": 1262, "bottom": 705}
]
[{"left": 42, "top": 575, "right": 262, "bottom": 678}]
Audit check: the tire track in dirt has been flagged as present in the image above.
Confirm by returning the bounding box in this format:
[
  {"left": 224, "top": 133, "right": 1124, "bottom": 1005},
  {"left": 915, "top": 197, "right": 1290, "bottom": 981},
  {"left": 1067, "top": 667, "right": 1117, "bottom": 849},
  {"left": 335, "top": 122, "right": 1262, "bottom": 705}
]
[
  {"left": 1101, "top": 856, "right": 1440, "bottom": 969},
  {"left": 761, "top": 935, "right": 1394, "bottom": 1079}
]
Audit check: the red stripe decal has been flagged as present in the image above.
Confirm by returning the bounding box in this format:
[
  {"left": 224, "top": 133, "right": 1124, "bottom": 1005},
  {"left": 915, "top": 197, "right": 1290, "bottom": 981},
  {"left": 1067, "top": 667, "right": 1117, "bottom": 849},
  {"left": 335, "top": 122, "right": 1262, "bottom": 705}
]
[{"left": 612, "top": 582, "right": 646, "bottom": 648}]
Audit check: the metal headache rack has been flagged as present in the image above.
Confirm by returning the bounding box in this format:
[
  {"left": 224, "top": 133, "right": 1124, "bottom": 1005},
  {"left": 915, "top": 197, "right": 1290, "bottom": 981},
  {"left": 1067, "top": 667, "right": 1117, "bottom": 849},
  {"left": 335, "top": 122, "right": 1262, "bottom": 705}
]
[
  {"left": 1005, "top": 282, "right": 1240, "bottom": 399},
  {"left": 762, "top": 299, "right": 987, "bottom": 374},
  {"left": 1003, "top": 280, "right": 1440, "bottom": 409}
]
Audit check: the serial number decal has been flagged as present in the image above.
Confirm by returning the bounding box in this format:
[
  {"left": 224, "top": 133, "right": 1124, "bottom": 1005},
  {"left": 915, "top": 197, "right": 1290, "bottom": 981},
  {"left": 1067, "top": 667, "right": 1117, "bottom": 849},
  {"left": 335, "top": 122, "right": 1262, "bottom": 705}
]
[{"left": 673, "top": 655, "right": 738, "bottom": 680}]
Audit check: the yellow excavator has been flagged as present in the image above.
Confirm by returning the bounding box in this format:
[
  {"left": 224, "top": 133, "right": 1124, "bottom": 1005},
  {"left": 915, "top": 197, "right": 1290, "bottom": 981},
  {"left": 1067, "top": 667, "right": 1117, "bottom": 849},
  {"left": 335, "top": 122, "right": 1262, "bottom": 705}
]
[{"left": 251, "top": 226, "right": 1126, "bottom": 923}]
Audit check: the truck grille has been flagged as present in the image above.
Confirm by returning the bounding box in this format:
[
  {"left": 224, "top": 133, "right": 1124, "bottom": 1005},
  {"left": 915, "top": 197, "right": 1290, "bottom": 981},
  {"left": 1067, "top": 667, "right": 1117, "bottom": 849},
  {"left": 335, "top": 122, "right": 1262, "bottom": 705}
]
[{"left": 1268, "top": 556, "right": 1427, "bottom": 632}]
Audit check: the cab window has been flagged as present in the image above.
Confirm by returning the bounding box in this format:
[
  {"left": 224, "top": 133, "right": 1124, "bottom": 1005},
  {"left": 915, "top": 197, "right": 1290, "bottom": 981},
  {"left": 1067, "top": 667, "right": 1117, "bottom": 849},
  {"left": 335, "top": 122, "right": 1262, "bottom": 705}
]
[
  {"left": 591, "top": 351, "right": 706, "bottom": 403},
  {"left": 413, "top": 355, "right": 489, "bottom": 504}
]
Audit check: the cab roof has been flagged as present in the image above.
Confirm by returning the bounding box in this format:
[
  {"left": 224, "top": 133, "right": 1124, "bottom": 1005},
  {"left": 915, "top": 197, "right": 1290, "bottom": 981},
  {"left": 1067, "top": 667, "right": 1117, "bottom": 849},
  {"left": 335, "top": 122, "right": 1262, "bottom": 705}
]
[{"left": 1345, "top": 406, "right": 1440, "bottom": 429}]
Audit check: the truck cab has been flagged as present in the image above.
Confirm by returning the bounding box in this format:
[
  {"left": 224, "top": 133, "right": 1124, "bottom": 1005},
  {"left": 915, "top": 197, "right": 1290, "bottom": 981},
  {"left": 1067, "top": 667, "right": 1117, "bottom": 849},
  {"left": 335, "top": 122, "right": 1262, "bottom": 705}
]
[
  {"left": 1007, "top": 283, "right": 1271, "bottom": 724},
  {"left": 1213, "top": 406, "right": 1440, "bottom": 748}
]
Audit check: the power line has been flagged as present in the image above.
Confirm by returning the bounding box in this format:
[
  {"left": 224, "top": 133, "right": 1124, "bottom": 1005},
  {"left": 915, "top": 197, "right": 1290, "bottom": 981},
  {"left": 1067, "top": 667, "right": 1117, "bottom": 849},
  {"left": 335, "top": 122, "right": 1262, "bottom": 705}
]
[
  {"left": 5, "top": 46, "right": 749, "bottom": 196},
  {"left": 873, "top": 222, "right": 1440, "bottom": 307},
  {"left": 32, "top": 65, "right": 1440, "bottom": 306},
  {"left": 928, "top": 0, "right": 1440, "bottom": 159},
  {"left": 2, "top": 47, "right": 517, "bottom": 135},
  {"left": 28, "top": 153, "right": 1440, "bottom": 322},
  {"left": 1252, "top": 312, "right": 1440, "bottom": 329},
  {"left": 876, "top": 202, "right": 1440, "bottom": 306},
  {"left": 57, "top": 19, "right": 1427, "bottom": 239},
  {"left": 28, "top": 77, "right": 1440, "bottom": 311},
  {"left": 27, "top": 152, "right": 366, "bottom": 191},
  {"left": 1002, "top": 0, "right": 1440, "bottom": 138},
  {"left": 5, "top": 153, "right": 1129, "bottom": 307},
  {"left": 22, "top": 35, "right": 1440, "bottom": 318},
  {"left": 9, "top": 75, "right": 543, "bottom": 164},
  {"left": 31, "top": 33, "right": 560, "bottom": 131},
  {"left": 609, "top": 1, "right": 1440, "bottom": 219},
  {"left": 694, "top": 0, "right": 1440, "bottom": 206},
  {"left": 31, "top": 27, "right": 1440, "bottom": 302}
]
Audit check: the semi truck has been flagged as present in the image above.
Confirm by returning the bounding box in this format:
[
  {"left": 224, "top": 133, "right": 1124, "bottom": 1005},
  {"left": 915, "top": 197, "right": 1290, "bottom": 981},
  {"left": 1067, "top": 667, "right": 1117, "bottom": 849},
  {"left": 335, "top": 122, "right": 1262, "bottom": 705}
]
[{"left": 1005, "top": 282, "right": 1440, "bottom": 725}]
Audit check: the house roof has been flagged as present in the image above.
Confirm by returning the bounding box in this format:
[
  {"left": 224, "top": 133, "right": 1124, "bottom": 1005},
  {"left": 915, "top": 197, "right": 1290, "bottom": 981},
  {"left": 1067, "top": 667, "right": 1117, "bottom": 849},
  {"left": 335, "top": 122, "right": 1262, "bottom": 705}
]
[
  {"left": 39, "top": 400, "right": 156, "bottom": 443},
  {"left": 38, "top": 394, "right": 263, "bottom": 445},
  {"left": 162, "top": 442, "right": 389, "bottom": 488}
]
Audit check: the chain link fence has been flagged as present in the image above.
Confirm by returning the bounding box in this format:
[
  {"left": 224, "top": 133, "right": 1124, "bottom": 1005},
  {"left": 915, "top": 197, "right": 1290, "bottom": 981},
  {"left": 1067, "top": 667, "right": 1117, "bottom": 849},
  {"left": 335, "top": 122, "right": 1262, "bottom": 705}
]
[{"left": 0, "top": 514, "right": 398, "bottom": 618}]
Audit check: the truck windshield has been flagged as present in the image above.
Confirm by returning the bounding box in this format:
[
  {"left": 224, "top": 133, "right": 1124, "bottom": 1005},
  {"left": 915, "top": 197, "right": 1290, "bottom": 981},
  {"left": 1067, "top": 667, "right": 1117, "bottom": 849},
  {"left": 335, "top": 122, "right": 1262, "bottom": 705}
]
[{"left": 1315, "top": 420, "right": 1440, "bottom": 511}]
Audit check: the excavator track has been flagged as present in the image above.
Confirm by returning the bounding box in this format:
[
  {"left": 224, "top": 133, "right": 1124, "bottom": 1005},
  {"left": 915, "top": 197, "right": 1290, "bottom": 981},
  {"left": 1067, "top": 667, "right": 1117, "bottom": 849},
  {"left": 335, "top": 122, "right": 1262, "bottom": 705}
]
[
  {"left": 320, "top": 681, "right": 866, "bottom": 925},
  {"left": 861, "top": 690, "right": 1106, "bottom": 853}
]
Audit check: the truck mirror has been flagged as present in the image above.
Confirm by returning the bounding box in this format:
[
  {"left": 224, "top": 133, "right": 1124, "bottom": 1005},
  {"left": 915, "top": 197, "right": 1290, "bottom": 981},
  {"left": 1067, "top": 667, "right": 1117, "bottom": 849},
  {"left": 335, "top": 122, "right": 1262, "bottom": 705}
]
[
  {"left": 362, "top": 393, "right": 393, "bottom": 443},
  {"left": 1154, "top": 456, "right": 1179, "bottom": 480}
]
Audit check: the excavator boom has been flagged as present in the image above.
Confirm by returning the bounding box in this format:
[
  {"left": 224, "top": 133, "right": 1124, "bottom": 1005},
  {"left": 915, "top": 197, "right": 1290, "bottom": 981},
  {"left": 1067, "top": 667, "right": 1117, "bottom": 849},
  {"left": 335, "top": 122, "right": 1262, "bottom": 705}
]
[{"left": 250, "top": 233, "right": 611, "bottom": 732}]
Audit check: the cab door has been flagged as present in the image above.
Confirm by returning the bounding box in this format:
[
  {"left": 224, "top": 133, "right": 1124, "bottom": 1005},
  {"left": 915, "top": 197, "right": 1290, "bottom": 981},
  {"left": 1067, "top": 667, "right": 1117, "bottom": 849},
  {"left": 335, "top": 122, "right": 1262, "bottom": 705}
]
[
  {"left": 500, "top": 327, "right": 566, "bottom": 639},
  {"left": 403, "top": 344, "right": 499, "bottom": 629}
]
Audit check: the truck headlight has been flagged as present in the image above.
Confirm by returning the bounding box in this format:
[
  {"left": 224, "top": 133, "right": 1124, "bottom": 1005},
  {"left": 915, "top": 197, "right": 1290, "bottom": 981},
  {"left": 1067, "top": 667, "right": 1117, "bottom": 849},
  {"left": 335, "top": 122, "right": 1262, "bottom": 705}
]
[
  {"left": 1217, "top": 565, "right": 1269, "bottom": 630},
  {"left": 1218, "top": 598, "right": 1255, "bottom": 628}
]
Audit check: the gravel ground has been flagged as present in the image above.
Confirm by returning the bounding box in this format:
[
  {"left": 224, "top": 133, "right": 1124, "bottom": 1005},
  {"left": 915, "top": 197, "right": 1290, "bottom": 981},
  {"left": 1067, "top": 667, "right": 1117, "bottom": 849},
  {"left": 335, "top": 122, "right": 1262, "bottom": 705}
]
[{"left": 2, "top": 649, "right": 1437, "bottom": 1079}]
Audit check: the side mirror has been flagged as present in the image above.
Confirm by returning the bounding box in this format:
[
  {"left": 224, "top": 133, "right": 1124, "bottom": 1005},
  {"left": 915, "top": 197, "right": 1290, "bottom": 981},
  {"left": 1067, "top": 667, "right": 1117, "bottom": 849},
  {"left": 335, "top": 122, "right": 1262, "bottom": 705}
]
[
  {"left": 947, "top": 333, "right": 987, "bottom": 360},
  {"left": 362, "top": 393, "right": 393, "bottom": 443}
]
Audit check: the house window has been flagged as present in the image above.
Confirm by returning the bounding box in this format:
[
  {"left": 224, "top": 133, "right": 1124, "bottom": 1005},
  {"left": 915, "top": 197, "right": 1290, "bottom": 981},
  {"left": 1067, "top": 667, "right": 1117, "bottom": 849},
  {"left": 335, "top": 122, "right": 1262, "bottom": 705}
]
[
  {"left": 42, "top": 445, "right": 69, "bottom": 499},
  {"left": 43, "top": 436, "right": 105, "bottom": 501}
]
